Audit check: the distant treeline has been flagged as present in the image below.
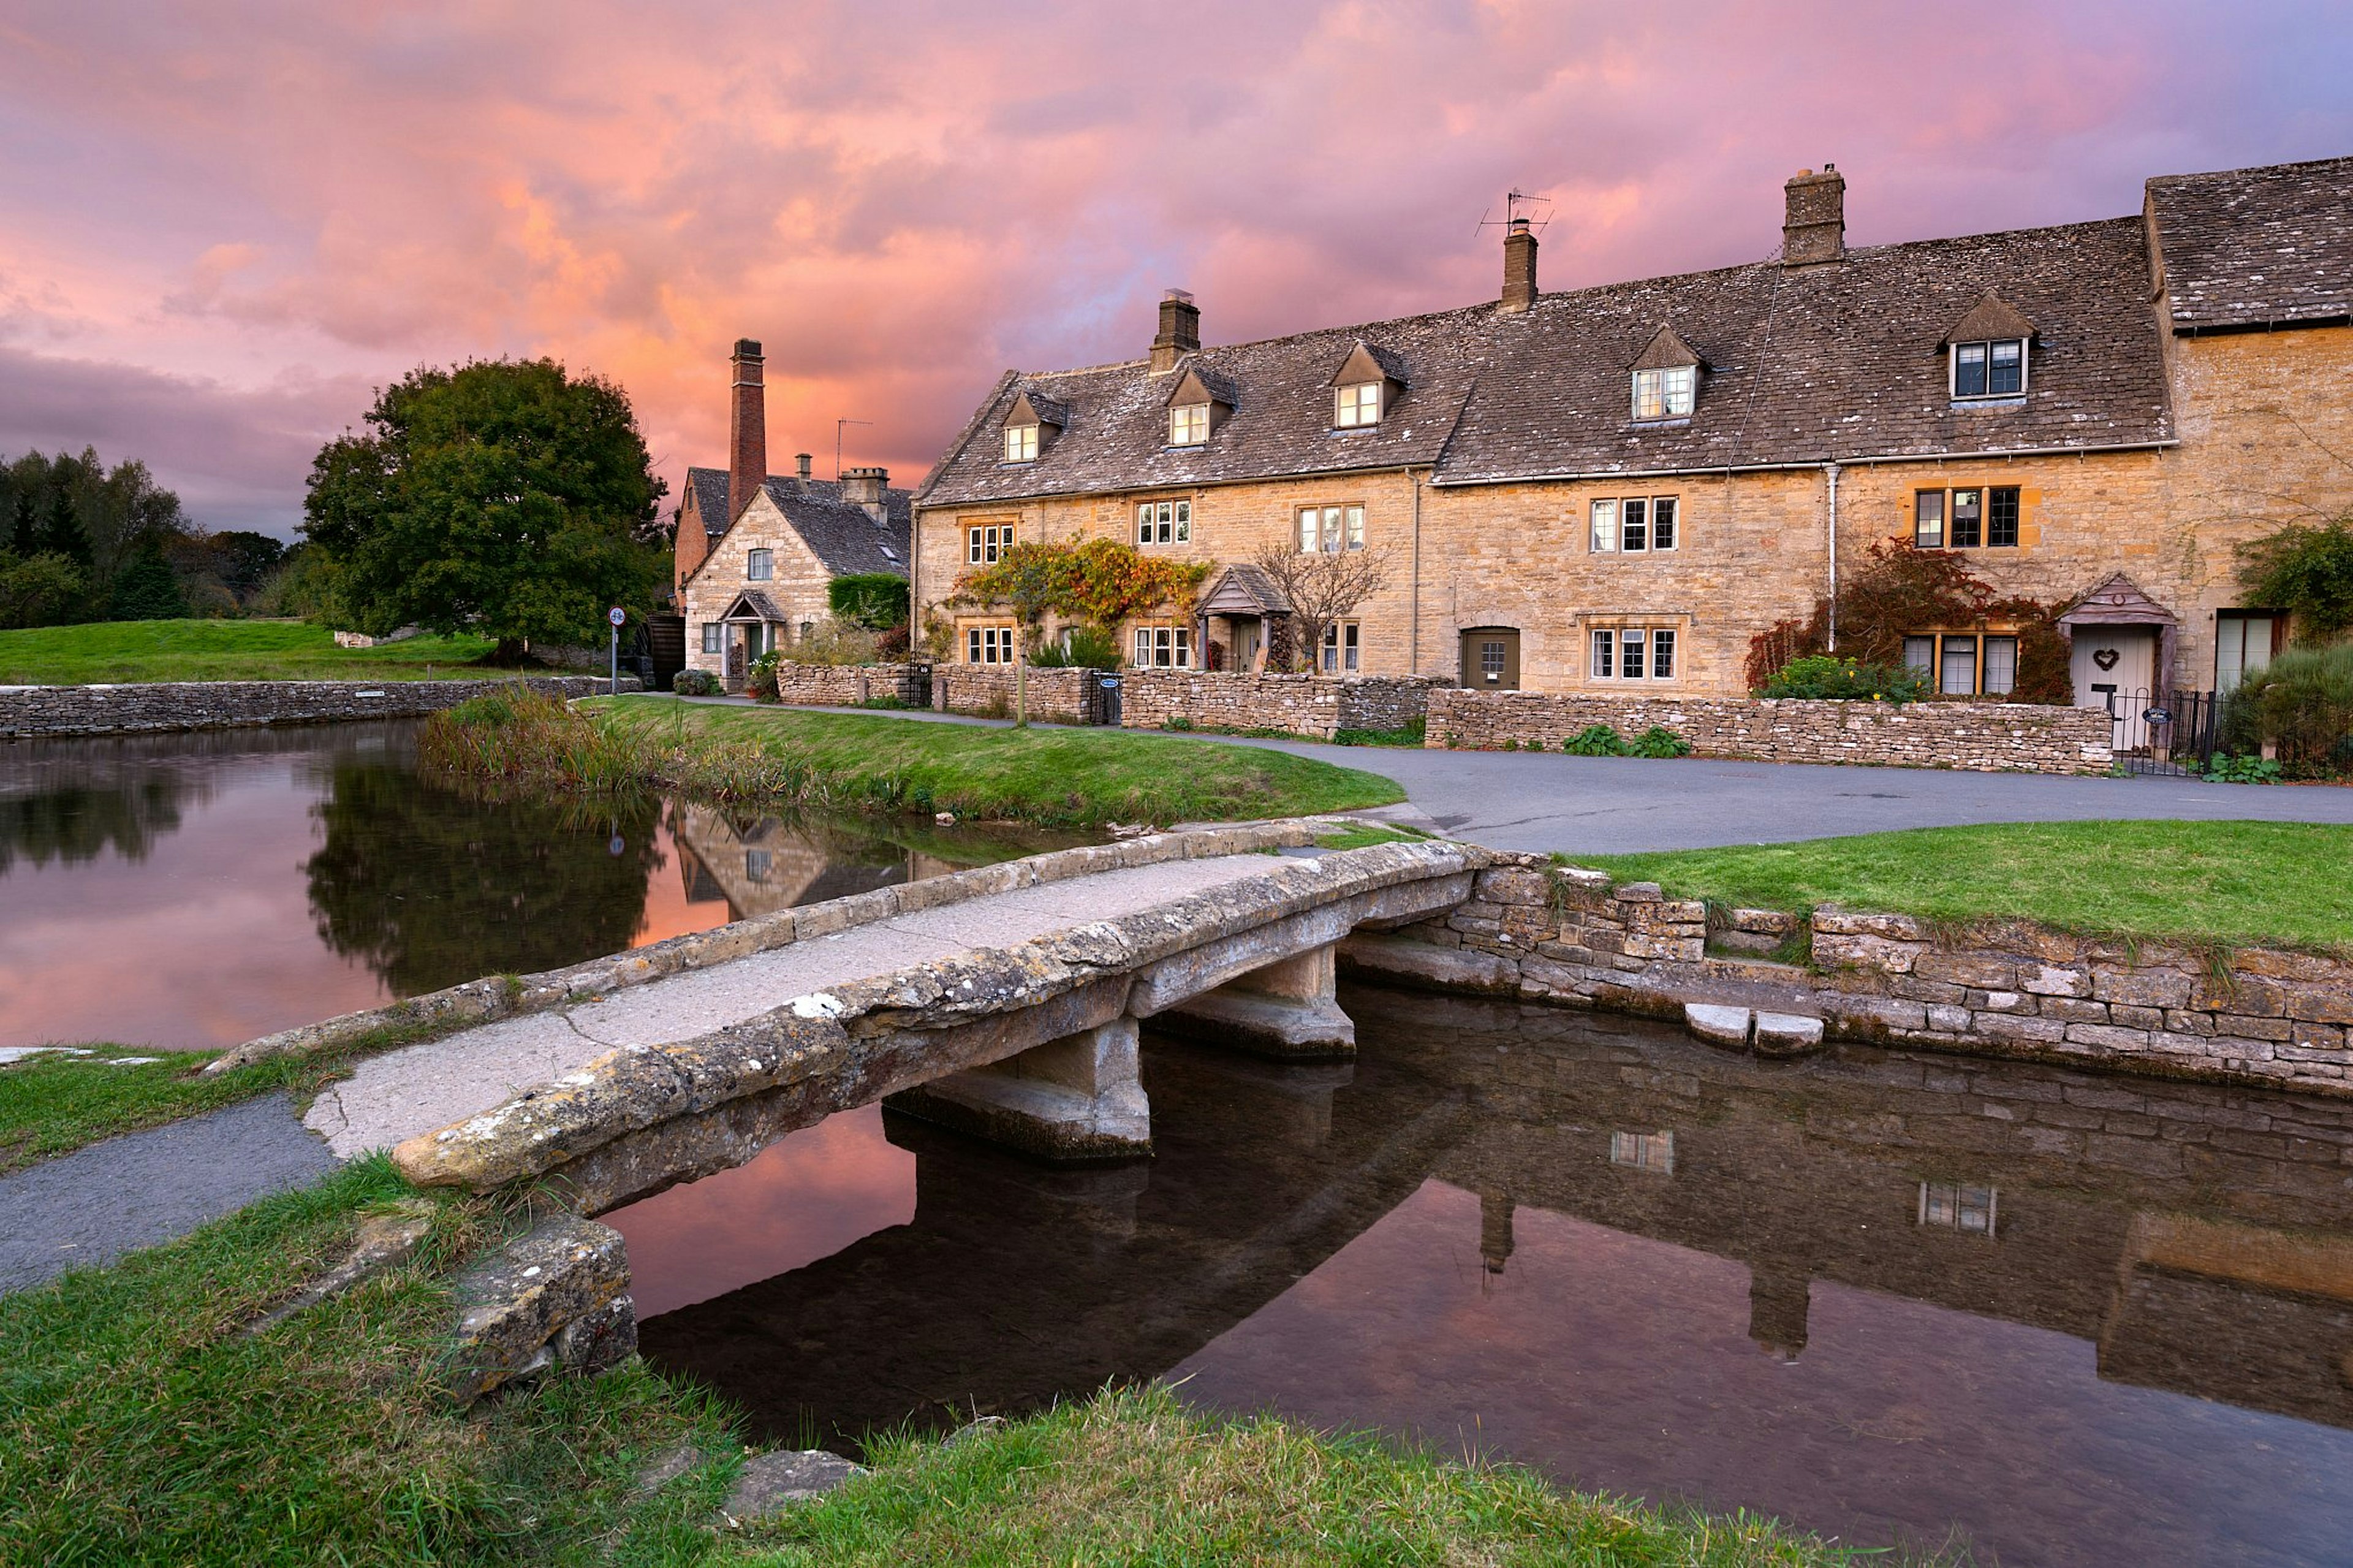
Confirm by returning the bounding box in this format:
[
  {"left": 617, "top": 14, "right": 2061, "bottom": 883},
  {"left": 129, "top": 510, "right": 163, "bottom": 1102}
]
[{"left": 0, "top": 449, "right": 316, "bottom": 630}]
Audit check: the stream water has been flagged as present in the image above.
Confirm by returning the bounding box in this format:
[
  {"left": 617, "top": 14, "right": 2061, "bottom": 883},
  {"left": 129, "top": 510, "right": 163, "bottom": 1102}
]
[{"left": 9, "top": 724, "right": 2353, "bottom": 1564}]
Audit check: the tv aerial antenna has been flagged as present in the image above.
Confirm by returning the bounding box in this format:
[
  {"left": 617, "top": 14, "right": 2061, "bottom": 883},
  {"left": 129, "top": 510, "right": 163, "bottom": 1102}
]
[
  {"left": 1474, "top": 188, "right": 1553, "bottom": 238},
  {"left": 835, "top": 419, "right": 873, "bottom": 480}
]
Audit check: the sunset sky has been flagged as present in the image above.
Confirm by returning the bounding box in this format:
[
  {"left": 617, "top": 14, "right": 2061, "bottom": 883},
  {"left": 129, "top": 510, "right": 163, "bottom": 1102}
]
[{"left": 2, "top": 1, "right": 2347, "bottom": 538}]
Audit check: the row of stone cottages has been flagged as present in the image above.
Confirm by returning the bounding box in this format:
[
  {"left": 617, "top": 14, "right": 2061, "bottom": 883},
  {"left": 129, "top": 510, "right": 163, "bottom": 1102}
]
[{"left": 673, "top": 152, "right": 2353, "bottom": 726}]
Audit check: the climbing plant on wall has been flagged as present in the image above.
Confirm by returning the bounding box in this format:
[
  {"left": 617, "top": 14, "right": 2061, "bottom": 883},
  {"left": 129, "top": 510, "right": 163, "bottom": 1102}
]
[{"left": 957, "top": 537, "right": 1208, "bottom": 631}]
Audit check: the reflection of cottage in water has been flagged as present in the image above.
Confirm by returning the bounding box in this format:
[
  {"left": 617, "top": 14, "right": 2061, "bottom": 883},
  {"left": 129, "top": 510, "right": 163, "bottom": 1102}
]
[{"left": 668, "top": 803, "right": 961, "bottom": 921}]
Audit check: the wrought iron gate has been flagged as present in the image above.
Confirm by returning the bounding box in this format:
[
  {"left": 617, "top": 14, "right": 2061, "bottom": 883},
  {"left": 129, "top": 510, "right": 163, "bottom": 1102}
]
[{"left": 2105, "top": 687, "right": 2222, "bottom": 777}]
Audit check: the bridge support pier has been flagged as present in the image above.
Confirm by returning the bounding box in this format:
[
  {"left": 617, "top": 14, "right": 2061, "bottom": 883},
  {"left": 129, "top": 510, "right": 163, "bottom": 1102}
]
[
  {"left": 885, "top": 1017, "right": 1151, "bottom": 1163},
  {"left": 1153, "top": 942, "right": 1357, "bottom": 1061}
]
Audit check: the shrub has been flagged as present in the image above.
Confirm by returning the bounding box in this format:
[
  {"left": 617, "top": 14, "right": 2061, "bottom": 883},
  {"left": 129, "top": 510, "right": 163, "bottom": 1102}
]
[
  {"left": 0, "top": 551, "right": 85, "bottom": 629},
  {"left": 1031, "top": 624, "right": 1123, "bottom": 670},
  {"left": 1629, "top": 724, "right": 1692, "bottom": 759},
  {"left": 2222, "top": 642, "right": 2353, "bottom": 775},
  {"left": 1756, "top": 653, "right": 1929, "bottom": 703},
  {"left": 670, "top": 668, "right": 722, "bottom": 696},
  {"left": 2235, "top": 518, "right": 2353, "bottom": 642},
  {"left": 784, "top": 616, "right": 883, "bottom": 665},
  {"left": 2206, "top": 753, "right": 2284, "bottom": 785},
  {"left": 1563, "top": 724, "right": 1629, "bottom": 756},
  {"left": 827, "top": 572, "right": 911, "bottom": 631}
]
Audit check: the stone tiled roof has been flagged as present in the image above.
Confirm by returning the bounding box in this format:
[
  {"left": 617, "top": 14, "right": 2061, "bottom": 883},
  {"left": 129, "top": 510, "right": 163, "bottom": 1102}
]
[
  {"left": 685, "top": 466, "right": 912, "bottom": 577},
  {"left": 2148, "top": 155, "right": 2353, "bottom": 333}
]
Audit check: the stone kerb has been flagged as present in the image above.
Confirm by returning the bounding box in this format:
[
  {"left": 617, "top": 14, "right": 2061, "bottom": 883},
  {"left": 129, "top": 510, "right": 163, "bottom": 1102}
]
[
  {"left": 205, "top": 819, "right": 1322, "bottom": 1075},
  {"left": 1424, "top": 688, "right": 2113, "bottom": 775},
  {"left": 1120, "top": 671, "right": 1440, "bottom": 740},
  {"left": 386, "top": 838, "right": 1482, "bottom": 1201},
  {"left": 0, "top": 675, "right": 633, "bottom": 740},
  {"left": 1343, "top": 859, "right": 2353, "bottom": 1096}
]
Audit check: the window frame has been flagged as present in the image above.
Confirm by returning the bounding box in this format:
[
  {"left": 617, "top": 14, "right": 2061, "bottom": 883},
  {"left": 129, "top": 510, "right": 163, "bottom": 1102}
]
[
  {"left": 964, "top": 622, "right": 1018, "bottom": 665},
  {"left": 700, "top": 622, "right": 723, "bottom": 655},
  {"left": 1588, "top": 494, "right": 1680, "bottom": 554},
  {"left": 1587, "top": 622, "right": 1678, "bottom": 681},
  {"left": 1912, "top": 486, "right": 2020, "bottom": 550},
  {"left": 1630, "top": 364, "right": 1696, "bottom": 422},
  {"left": 1130, "top": 623, "right": 1193, "bottom": 669},
  {"left": 1950, "top": 337, "right": 2028, "bottom": 400},
  {"left": 1333, "top": 382, "right": 1382, "bottom": 429},
  {"left": 1167, "top": 403, "right": 1209, "bottom": 447},
  {"left": 965, "top": 521, "right": 1015, "bottom": 566},
  {"left": 1903, "top": 628, "right": 2019, "bottom": 696},
  {"left": 1002, "top": 423, "right": 1039, "bottom": 463},
  {"left": 1295, "top": 502, "right": 1366, "bottom": 553},
  {"left": 1135, "top": 499, "right": 1192, "bottom": 547},
  {"left": 745, "top": 547, "right": 774, "bottom": 581},
  {"left": 1319, "top": 619, "right": 1362, "bottom": 674}
]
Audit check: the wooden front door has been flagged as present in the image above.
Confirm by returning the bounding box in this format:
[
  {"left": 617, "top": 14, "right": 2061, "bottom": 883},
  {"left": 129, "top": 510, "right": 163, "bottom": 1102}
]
[
  {"left": 1461, "top": 629, "right": 1520, "bottom": 691},
  {"left": 2071, "top": 625, "right": 2158, "bottom": 749}
]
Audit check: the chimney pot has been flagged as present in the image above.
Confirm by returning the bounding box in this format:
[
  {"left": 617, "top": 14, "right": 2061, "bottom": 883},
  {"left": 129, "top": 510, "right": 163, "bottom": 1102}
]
[
  {"left": 1151, "top": 290, "right": 1201, "bottom": 373},
  {"left": 841, "top": 464, "right": 889, "bottom": 520},
  {"left": 1499, "top": 217, "right": 1539, "bottom": 314},
  {"left": 795, "top": 452, "right": 813, "bottom": 483},
  {"left": 728, "top": 338, "right": 767, "bottom": 521},
  {"left": 1782, "top": 165, "right": 1846, "bottom": 267}
]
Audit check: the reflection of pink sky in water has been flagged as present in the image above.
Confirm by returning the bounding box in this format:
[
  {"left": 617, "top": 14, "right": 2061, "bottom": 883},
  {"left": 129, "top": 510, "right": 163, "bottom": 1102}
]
[
  {"left": 603, "top": 1105, "right": 915, "bottom": 1319},
  {"left": 1172, "top": 1179, "right": 2353, "bottom": 1568},
  {"left": 0, "top": 750, "right": 732, "bottom": 1051}
]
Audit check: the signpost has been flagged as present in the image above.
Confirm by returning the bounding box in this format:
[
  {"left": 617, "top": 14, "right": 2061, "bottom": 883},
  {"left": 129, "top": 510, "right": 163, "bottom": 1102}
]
[{"left": 607, "top": 607, "right": 626, "bottom": 696}]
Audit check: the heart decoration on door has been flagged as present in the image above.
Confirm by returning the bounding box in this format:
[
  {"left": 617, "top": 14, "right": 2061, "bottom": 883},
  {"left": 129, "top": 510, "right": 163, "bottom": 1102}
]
[{"left": 2093, "top": 648, "right": 2121, "bottom": 671}]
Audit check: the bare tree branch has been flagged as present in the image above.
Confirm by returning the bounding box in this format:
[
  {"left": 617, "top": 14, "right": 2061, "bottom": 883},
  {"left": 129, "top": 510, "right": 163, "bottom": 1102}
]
[{"left": 1247, "top": 540, "right": 1395, "bottom": 673}]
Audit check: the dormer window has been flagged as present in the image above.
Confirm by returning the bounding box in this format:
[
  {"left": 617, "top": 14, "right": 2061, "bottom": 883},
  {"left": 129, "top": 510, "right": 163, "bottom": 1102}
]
[
  {"left": 1952, "top": 339, "right": 2026, "bottom": 398},
  {"left": 1335, "top": 382, "right": 1382, "bottom": 428},
  {"left": 999, "top": 388, "right": 1065, "bottom": 464},
  {"left": 1162, "top": 363, "right": 1233, "bottom": 447},
  {"left": 1631, "top": 366, "right": 1696, "bottom": 421},
  {"left": 1169, "top": 403, "right": 1209, "bottom": 447},
  {"left": 1327, "top": 341, "right": 1403, "bottom": 431},
  {"left": 1002, "top": 423, "right": 1039, "bottom": 463}
]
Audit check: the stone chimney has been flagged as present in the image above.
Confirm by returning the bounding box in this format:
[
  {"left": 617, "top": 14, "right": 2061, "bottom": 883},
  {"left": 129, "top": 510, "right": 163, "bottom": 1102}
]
[
  {"left": 729, "top": 338, "right": 766, "bottom": 520},
  {"left": 795, "top": 452, "right": 813, "bottom": 483},
  {"left": 1782, "top": 164, "right": 1845, "bottom": 266},
  {"left": 1500, "top": 216, "right": 1538, "bottom": 313},
  {"left": 1150, "top": 289, "right": 1200, "bottom": 373},
  {"left": 841, "top": 465, "right": 889, "bottom": 521}
]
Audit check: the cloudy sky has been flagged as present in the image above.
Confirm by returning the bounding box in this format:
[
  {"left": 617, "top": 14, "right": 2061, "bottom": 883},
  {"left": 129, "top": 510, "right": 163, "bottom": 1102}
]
[{"left": 2, "top": 0, "right": 2346, "bottom": 537}]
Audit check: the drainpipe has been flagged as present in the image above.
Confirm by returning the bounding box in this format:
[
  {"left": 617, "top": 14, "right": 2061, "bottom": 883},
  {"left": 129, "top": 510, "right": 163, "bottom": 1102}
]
[
  {"left": 1408, "top": 467, "right": 1423, "bottom": 672},
  {"left": 1824, "top": 462, "right": 1841, "bottom": 653}
]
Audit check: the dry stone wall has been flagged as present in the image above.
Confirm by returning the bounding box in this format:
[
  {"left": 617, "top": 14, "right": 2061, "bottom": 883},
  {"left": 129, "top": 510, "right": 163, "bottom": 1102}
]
[
  {"left": 0, "top": 676, "right": 627, "bottom": 739},
  {"left": 768, "top": 662, "right": 923, "bottom": 707},
  {"left": 928, "top": 664, "right": 1091, "bottom": 724},
  {"left": 1120, "top": 671, "right": 1439, "bottom": 740},
  {"left": 1349, "top": 857, "right": 2353, "bottom": 1097},
  {"left": 1428, "top": 688, "right": 2112, "bottom": 775}
]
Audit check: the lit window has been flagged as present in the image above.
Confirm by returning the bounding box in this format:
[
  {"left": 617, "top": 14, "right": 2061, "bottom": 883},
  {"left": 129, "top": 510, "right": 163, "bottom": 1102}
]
[
  {"left": 965, "top": 624, "right": 1017, "bottom": 664},
  {"left": 1130, "top": 624, "right": 1192, "bottom": 668},
  {"left": 1919, "top": 1182, "right": 1998, "bottom": 1236},
  {"left": 1631, "top": 365, "right": 1696, "bottom": 421},
  {"left": 1002, "top": 423, "right": 1039, "bottom": 462},
  {"left": 966, "top": 523, "right": 1014, "bottom": 566},
  {"left": 1169, "top": 403, "right": 1208, "bottom": 447},
  {"left": 1295, "top": 504, "right": 1365, "bottom": 551},
  {"left": 1335, "top": 382, "right": 1382, "bottom": 428},
  {"left": 700, "top": 623, "right": 722, "bottom": 654},
  {"left": 1135, "top": 499, "right": 1192, "bottom": 546},
  {"left": 1610, "top": 1131, "right": 1675, "bottom": 1174},
  {"left": 1590, "top": 499, "right": 1616, "bottom": 554},
  {"left": 1320, "top": 621, "right": 1361, "bottom": 673},
  {"left": 1590, "top": 496, "right": 1679, "bottom": 553},
  {"left": 1952, "top": 339, "right": 2026, "bottom": 399}
]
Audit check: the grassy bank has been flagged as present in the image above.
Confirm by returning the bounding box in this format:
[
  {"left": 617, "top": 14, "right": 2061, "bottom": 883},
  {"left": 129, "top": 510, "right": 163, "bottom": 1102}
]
[
  {"left": 1583, "top": 820, "right": 2353, "bottom": 950},
  {"left": 0, "top": 619, "right": 496, "bottom": 684},
  {"left": 0, "top": 1045, "right": 357, "bottom": 1175},
  {"left": 0, "top": 1162, "right": 1848, "bottom": 1565},
  {"left": 428, "top": 690, "right": 1404, "bottom": 828}
]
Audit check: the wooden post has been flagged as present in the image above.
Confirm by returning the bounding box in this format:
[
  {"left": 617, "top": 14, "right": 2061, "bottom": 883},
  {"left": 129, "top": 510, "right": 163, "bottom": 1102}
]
[{"left": 1015, "top": 635, "right": 1029, "bottom": 728}]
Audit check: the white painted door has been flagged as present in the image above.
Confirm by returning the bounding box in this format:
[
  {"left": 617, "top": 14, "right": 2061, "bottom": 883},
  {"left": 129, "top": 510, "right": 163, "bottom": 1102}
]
[{"left": 2071, "top": 627, "right": 2157, "bottom": 749}]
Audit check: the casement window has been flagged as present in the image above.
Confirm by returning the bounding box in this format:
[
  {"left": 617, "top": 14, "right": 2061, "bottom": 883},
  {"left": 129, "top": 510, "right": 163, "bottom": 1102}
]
[
  {"left": 965, "top": 623, "right": 1017, "bottom": 665},
  {"left": 1002, "top": 423, "right": 1039, "bottom": 463},
  {"left": 1588, "top": 496, "right": 1678, "bottom": 553},
  {"left": 1590, "top": 626, "right": 1677, "bottom": 680},
  {"left": 1631, "top": 365, "right": 1696, "bottom": 421},
  {"left": 1951, "top": 338, "right": 2026, "bottom": 399},
  {"left": 1131, "top": 623, "right": 1193, "bottom": 668},
  {"left": 1297, "top": 504, "right": 1365, "bottom": 552},
  {"left": 1335, "top": 382, "right": 1382, "bottom": 428},
  {"left": 1168, "top": 403, "right": 1209, "bottom": 447},
  {"left": 1320, "top": 621, "right": 1362, "bottom": 673},
  {"left": 1135, "top": 499, "right": 1191, "bottom": 546},
  {"left": 1903, "top": 631, "right": 2017, "bottom": 695},
  {"left": 745, "top": 849, "right": 771, "bottom": 883},
  {"left": 1609, "top": 1131, "right": 1675, "bottom": 1175},
  {"left": 745, "top": 548, "right": 773, "bottom": 581},
  {"left": 966, "top": 523, "right": 1015, "bottom": 565},
  {"left": 1913, "top": 487, "right": 2019, "bottom": 549},
  {"left": 1919, "top": 1183, "right": 1997, "bottom": 1237},
  {"left": 700, "top": 622, "right": 722, "bottom": 654}
]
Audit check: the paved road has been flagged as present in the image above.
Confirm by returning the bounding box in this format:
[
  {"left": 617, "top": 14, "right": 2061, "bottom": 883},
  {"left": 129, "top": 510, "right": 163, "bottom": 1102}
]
[{"left": 688, "top": 696, "right": 2353, "bottom": 855}]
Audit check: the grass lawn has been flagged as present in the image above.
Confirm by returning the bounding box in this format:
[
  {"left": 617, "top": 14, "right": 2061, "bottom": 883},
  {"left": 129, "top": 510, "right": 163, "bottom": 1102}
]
[
  {"left": 0, "top": 618, "right": 496, "bottom": 684},
  {"left": 578, "top": 695, "right": 1407, "bottom": 827},
  {"left": 1582, "top": 820, "right": 2353, "bottom": 951},
  {"left": 0, "top": 1161, "right": 1846, "bottom": 1565}
]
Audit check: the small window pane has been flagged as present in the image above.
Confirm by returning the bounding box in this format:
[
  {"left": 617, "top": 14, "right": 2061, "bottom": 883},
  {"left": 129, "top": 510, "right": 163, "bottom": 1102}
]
[
  {"left": 1941, "top": 635, "right": 1978, "bottom": 695},
  {"left": 1987, "top": 487, "right": 2019, "bottom": 547},
  {"left": 1662, "top": 365, "right": 1695, "bottom": 416},
  {"left": 1174, "top": 500, "right": 1191, "bottom": 542},
  {"left": 1955, "top": 342, "right": 1988, "bottom": 398},
  {"left": 1621, "top": 629, "right": 1646, "bottom": 679},
  {"left": 1591, "top": 628, "right": 1614, "bottom": 678},
  {"left": 1298, "top": 509, "right": 1317, "bottom": 551},
  {"left": 1321, "top": 623, "right": 1339, "bottom": 673},
  {"left": 1622, "top": 498, "right": 1647, "bottom": 553},
  {"left": 1346, "top": 506, "right": 1365, "bottom": 550},
  {"left": 1343, "top": 623, "right": 1359, "bottom": 673},
  {"left": 1631, "top": 369, "right": 1662, "bottom": 420},
  {"left": 1652, "top": 628, "right": 1675, "bottom": 679},
  {"left": 1903, "top": 636, "right": 1934, "bottom": 675},
  {"left": 1990, "top": 339, "right": 2023, "bottom": 395},
  {"left": 1984, "top": 636, "right": 2017, "bottom": 695},
  {"left": 1590, "top": 499, "right": 1618, "bottom": 553},
  {"left": 1914, "top": 492, "right": 1945, "bottom": 548},
  {"left": 1950, "top": 489, "right": 1982, "bottom": 549},
  {"left": 1652, "top": 497, "right": 1677, "bottom": 551}
]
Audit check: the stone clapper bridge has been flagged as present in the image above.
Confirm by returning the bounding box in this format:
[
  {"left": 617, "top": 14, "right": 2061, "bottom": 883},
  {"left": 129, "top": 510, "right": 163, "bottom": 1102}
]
[{"left": 211, "top": 824, "right": 1482, "bottom": 1397}]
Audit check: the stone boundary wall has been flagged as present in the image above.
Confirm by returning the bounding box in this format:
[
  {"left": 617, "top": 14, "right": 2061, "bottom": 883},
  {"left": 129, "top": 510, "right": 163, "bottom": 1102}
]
[
  {"left": 1425, "top": 689, "right": 2113, "bottom": 775},
  {"left": 768, "top": 662, "right": 920, "bottom": 707},
  {"left": 1121, "top": 672, "right": 1441, "bottom": 740},
  {"left": 929, "top": 665, "right": 1091, "bottom": 724},
  {"left": 1346, "top": 857, "right": 2353, "bottom": 1097},
  {"left": 207, "top": 818, "right": 1322, "bottom": 1074},
  {"left": 0, "top": 676, "right": 633, "bottom": 740}
]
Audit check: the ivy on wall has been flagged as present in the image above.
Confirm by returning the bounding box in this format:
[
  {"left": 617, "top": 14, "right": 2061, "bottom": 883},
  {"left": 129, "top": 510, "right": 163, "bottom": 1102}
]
[{"left": 955, "top": 538, "right": 1209, "bottom": 632}]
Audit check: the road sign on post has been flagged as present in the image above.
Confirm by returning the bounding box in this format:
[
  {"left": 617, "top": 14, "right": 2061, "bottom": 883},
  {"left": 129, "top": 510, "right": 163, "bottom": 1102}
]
[{"left": 608, "top": 607, "right": 626, "bottom": 695}]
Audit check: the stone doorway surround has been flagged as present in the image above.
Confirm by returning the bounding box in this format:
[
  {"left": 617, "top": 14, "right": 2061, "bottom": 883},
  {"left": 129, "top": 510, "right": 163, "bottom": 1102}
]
[{"left": 2058, "top": 574, "right": 2179, "bottom": 698}]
